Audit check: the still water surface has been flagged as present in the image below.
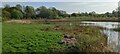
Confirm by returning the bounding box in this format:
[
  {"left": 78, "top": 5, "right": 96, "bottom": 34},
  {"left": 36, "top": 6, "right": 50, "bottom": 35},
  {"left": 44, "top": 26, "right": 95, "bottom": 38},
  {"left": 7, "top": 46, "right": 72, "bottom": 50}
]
[{"left": 80, "top": 21, "right": 119, "bottom": 52}]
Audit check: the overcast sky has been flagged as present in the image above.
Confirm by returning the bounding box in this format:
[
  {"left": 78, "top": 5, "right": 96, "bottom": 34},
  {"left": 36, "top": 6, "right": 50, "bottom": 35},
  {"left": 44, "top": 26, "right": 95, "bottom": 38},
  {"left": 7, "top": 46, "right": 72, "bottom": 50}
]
[
  {"left": 0, "top": 0, "right": 119, "bottom": 2},
  {"left": 1, "top": 2, "right": 119, "bottom": 14}
]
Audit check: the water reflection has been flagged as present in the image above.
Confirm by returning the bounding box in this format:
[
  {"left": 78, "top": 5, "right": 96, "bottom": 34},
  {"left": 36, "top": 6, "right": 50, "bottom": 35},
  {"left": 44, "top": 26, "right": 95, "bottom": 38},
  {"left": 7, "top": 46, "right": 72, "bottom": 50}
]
[
  {"left": 103, "top": 29, "right": 118, "bottom": 52},
  {"left": 81, "top": 21, "right": 118, "bottom": 29},
  {"left": 80, "top": 21, "right": 119, "bottom": 52}
]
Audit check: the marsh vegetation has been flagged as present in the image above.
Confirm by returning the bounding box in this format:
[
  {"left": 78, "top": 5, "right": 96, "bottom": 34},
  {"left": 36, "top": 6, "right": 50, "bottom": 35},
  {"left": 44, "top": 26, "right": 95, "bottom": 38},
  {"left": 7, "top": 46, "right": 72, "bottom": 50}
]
[{"left": 1, "top": 2, "right": 120, "bottom": 53}]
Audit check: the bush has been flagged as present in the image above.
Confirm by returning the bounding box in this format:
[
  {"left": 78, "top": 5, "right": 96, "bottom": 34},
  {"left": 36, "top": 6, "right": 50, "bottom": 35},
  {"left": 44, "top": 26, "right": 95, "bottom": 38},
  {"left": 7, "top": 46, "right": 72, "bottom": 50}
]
[{"left": 11, "top": 9, "right": 23, "bottom": 19}]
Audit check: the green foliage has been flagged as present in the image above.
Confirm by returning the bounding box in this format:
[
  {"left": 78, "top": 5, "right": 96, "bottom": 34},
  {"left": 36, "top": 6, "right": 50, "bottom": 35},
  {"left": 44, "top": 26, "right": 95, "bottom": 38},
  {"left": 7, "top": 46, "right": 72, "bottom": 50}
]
[
  {"left": 36, "top": 6, "right": 59, "bottom": 19},
  {"left": 2, "top": 4, "right": 119, "bottom": 20},
  {"left": 49, "top": 11, "right": 58, "bottom": 18},
  {"left": 2, "top": 11, "right": 11, "bottom": 20},
  {"left": 2, "top": 23, "right": 67, "bottom": 52},
  {"left": 71, "top": 13, "right": 78, "bottom": 17},
  {"left": 11, "top": 9, "right": 23, "bottom": 19},
  {"left": 36, "top": 6, "right": 51, "bottom": 18},
  {"left": 25, "top": 6, "right": 36, "bottom": 19},
  {"left": 0, "top": 22, "right": 2, "bottom": 54},
  {"left": 16, "top": 4, "right": 22, "bottom": 11},
  {"left": 2, "top": 22, "right": 109, "bottom": 52},
  {"left": 0, "top": 8, "right": 2, "bottom": 16},
  {"left": 74, "top": 26, "right": 107, "bottom": 52}
]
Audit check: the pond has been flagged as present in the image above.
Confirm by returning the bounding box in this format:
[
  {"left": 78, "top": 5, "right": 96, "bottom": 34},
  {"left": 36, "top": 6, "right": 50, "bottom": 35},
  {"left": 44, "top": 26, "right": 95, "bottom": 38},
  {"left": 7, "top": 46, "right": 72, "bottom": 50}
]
[{"left": 80, "top": 21, "right": 119, "bottom": 52}]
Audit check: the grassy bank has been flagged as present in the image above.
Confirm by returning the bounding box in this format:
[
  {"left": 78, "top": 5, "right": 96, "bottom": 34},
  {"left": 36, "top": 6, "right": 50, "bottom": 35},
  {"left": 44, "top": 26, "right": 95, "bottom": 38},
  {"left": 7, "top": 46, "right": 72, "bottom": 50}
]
[
  {"left": 2, "top": 22, "right": 110, "bottom": 52},
  {"left": 45, "top": 23, "right": 108, "bottom": 52}
]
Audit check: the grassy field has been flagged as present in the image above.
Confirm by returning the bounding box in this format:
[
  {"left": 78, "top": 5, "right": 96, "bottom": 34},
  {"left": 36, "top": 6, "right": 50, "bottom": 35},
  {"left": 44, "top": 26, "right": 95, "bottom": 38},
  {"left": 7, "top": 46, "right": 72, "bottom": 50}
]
[
  {"left": 0, "top": 22, "right": 2, "bottom": 54},
  {"left": 2, "top": 22, "right": 110, "bottom": 53},
  {"left": 3, "top": 23, "right": 67, "bottom": 52}
]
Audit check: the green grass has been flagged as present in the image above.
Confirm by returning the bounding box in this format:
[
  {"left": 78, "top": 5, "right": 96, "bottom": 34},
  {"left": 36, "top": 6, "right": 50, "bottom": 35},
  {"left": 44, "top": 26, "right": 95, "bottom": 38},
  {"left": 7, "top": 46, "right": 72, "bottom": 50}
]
[
  {"left": 2, "top": 23, "right": 67, "bottom": 52},
  {"left": 50, "top": 24, "right": 107, "bottom": 52},
  {"left": 75, "top": 26, "right": 107, "bottom": 52},
  {"left": 0, "top": 22, "right": 2, "bottom": 53},
  {"left": 2, "top": 22, "right": 108, "bottom": 52}
]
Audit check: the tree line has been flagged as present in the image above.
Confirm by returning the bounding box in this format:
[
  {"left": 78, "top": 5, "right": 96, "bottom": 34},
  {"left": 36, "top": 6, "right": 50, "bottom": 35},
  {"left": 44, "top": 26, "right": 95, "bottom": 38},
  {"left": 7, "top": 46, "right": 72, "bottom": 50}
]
[{"left": 2, "top": 4, "right": 120, "bottom": 20}]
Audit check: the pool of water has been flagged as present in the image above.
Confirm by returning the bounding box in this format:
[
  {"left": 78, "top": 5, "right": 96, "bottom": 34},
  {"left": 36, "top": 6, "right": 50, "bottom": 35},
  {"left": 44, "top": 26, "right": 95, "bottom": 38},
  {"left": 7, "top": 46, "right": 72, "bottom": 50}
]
[{"left": 80, "top": 21, "right": 119, "bottom": 52}]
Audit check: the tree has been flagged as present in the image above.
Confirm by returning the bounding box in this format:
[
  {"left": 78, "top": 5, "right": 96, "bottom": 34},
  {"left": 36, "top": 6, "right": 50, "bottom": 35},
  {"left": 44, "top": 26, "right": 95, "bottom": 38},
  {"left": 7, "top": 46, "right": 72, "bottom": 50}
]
[
  {"left": 80, "top": 12, "right": 88, "bottom": 16},
  {"left": 112, "top": 10, "right": 118, "bottom": 17},
  {"left": 49, "top": 7, "right": 59, "bottom": 18},
  {"left": 2, "top": 10, "right": 11, "bottom": 20},
  {"left": 71, "top": 13, "right": 78, "bottom": 17},
  {"left": 58, "top": 10, "right": 68, "bottom": 18},
  {"left": 24, "top": 6, "right": 36, "bottom": 19},
  {"left": 3, "top": 4, "right": 10, "bottom": 11},
  {"left": 49, "top": 10, "right": 58, "bottom": 18},
  {"left": 105, "top": 12, "right": 112, "bottom": 17},
  {"left": 89, "top": 11, "right": 96, "bottom": 17},
  {"left": 2, "top": 4, "right": 119, "bottom": 19},
  {"left": 117, "top": 6, "right": 120, "bottom": 17},
  {"left": 0, "top": 8, "right": 1, "bottom": 21},
  {"left": 11, "top": 9, "right": 23, "bottom": 19},
  {"left": 36, "top": 6, "right": 51, "bottom": 18},
  {"left": 3, "top": 4, "right": 11, "bottom": 13},
  {"left": 2, "top": 4, "right": 11, "bottom": 20},
  {"left": 16, "top": 4, "right": 22, "bottom": 11}
]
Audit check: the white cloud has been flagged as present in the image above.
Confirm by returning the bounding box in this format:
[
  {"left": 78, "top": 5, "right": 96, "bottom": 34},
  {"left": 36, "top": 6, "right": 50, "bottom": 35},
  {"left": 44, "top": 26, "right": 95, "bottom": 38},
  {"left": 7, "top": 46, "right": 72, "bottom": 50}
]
[
  {"left": 0, "top": 2, "right": 2, "bottom": 7},
  {"left": 52, "top": 2, "right": 118, "bottom": 14},
  {"left": 1, "top": 2, "right": 118, "bottom": 14}
]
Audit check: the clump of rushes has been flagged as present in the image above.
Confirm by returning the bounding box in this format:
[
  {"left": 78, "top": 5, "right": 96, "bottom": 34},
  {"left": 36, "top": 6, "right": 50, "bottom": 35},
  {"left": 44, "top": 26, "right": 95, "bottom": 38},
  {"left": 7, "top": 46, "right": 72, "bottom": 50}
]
[{"left": 49, "top": 24, "right": 110, "bottom": 52}]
